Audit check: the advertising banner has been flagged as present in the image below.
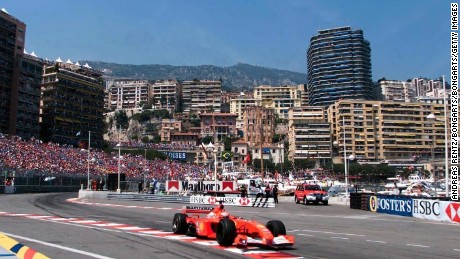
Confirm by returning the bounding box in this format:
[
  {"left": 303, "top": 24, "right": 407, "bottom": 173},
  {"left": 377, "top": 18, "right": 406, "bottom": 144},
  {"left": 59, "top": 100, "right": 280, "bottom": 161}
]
[
  {"left": 166, "top": 180, "right": 236, "bottom": 192},
  {"left": 190, "top": 195, "right": 275, "bottom": 208},
  {"left": 162, "top": 151, "right": 187, "bottom": 161},
  {"left": 413, "top": 199, "right": 460, "bottom": 224},
  {"left": 376, "top": 195, "right": 413, "bottom": 217}
]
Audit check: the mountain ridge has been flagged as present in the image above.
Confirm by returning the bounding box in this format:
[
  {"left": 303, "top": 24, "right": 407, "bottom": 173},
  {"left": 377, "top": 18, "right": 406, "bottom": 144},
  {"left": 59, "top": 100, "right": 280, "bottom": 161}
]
[{"left": 84, "top": 61, "right": 307, "bottom": 91}]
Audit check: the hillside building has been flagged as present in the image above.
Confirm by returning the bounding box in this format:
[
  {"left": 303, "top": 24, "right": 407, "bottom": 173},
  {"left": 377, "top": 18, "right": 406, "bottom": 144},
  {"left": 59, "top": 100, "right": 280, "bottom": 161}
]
[
  {"left": 181, "top": 80, "right": 221, "bottom": 115},
  {"left": 242, "top": 106, "right": 275, "bottom": 147},
  {"left": 200, "top": 113, "right": 238, "bottom": 142},
  {"left": 253, "top": 85, "right": 303, "bottom": 119},
  {"left": 107, "top": 79, "right": 150, "bottom": 110},
  {"left": 152, "top": 79, "right": 181, "bottom": 114}
]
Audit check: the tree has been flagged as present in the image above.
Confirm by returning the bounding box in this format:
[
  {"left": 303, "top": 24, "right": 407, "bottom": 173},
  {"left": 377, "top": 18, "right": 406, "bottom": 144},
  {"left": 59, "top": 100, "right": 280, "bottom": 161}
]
[
  {"left": 201, "top": 136, "right": 213, "bottom": 145},
  {"left": 115, "top": 110, "right": 129, "bottom": 129}
]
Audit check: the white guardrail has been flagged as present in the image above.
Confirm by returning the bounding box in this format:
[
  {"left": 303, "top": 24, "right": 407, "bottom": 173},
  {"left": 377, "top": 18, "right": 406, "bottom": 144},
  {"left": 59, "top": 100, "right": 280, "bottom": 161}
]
[{"left": 101, "top": 192, "right": 276, "bottom": 208}]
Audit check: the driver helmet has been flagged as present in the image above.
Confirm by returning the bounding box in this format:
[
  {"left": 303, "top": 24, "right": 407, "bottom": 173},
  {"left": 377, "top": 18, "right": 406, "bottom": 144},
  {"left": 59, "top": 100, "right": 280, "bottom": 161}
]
[{"left": 221, "top": 212, "right": 229, "bottom": 218}]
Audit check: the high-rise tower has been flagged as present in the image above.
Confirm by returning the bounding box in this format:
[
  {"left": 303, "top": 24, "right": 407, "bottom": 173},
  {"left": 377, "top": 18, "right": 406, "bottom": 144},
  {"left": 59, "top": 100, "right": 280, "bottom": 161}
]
[
  {"left": 0, "top": 9, "right": 26, "bottom": 136},
  {"left": 307, "top": 27, "right": 373, "bottom": 107}
]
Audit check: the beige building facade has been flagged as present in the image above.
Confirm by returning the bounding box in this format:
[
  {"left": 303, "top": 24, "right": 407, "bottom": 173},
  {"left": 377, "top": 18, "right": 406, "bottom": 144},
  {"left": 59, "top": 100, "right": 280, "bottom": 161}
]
[
  {"left": 288, "top": 106, "right": 331, "bottom": 168},
  {"left": 327, "top": 100, "right": 448, "bottom": 165}
]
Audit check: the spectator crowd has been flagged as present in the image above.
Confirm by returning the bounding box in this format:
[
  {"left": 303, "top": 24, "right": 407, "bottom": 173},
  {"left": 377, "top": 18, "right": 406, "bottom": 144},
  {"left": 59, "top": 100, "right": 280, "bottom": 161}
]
[{"left": 0, "top": 137, "right": 210, "bottom": 183}]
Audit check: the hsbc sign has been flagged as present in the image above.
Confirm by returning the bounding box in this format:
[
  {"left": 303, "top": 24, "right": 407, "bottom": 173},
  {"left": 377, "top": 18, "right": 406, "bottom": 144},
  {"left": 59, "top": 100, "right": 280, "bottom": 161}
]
[
  {"left": 445, "top": 202, "right": 460, "bottom": 223},
  {"left": 189, "top": 195, "right": 275, "bottom": 208},
  {"left": 413, "top": 199, "right": 460, "bottom": 224}
]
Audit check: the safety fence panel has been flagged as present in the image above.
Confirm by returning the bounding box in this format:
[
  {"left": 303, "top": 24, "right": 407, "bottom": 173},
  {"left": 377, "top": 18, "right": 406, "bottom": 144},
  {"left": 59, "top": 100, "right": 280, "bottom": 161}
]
[
  {"left": 107, "top": 193, "right": 190, "bottom": 203},
  {"left": 190, "top": 195, "right": 276, "bottom": 208}
]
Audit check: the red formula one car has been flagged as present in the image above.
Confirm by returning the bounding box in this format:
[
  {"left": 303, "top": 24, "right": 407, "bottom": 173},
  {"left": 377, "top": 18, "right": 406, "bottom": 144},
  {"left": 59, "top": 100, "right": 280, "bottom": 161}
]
[{"left": 172, "top": 203, "right": 295, "bottom": 247}]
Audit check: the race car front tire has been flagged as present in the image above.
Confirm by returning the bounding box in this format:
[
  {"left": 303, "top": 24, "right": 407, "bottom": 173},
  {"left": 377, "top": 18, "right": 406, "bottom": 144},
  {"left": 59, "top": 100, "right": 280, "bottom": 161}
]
[
  {"left": 172, "top": 213, "right": 188, "bottom": 234},
  {"left": 216, "top": 218, "right": 237, "bottom": 246},
  {"left": 266, "top": 220, "right": 286, "bottom": 237}
]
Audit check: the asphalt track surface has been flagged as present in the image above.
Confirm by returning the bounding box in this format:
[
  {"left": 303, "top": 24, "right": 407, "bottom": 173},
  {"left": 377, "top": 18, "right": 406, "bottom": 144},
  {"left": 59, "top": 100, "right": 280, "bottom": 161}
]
[{"left": 0, "top": 193, "right": 459, "bottom": 259}]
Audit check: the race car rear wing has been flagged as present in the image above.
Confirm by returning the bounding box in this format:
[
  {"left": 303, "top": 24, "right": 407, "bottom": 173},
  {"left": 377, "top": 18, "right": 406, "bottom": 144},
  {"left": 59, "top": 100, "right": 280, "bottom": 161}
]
[{"left": 182, "top": 206, "right": 214, "bottom": 214}]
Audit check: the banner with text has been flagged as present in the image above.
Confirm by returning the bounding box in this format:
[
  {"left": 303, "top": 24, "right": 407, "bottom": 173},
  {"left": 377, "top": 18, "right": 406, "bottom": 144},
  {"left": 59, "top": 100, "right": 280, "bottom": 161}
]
[
  {"left": 189, "top": 195, "right": 275, "bottom": 208},
  {"left": 413, "top": 199, "right": 460, "bottom": 224},
  {"left": 376, "top": 195, "right": 413, "bottom": 217},
  {"left": 166, "top": 180, "right": 236, "bottom": 193}
]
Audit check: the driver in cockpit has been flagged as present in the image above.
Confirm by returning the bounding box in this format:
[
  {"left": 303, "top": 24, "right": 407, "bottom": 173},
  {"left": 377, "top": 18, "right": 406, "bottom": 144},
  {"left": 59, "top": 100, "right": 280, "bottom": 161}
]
[{"left": 207, "top": 203, "right": 226, "bottom": 218}]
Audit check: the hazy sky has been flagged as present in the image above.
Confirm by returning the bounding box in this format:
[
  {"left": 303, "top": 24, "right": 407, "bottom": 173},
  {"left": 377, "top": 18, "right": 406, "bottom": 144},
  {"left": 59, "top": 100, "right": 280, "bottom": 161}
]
[{"left": 4, "top": 0, "right": 451, "bottom": 81}]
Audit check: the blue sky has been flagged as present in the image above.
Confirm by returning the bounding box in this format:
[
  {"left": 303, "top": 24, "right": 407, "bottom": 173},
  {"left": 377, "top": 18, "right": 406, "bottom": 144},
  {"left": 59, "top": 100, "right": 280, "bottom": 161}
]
[{"left": 4, "top": 0, "right": 451, "bottom": 81}]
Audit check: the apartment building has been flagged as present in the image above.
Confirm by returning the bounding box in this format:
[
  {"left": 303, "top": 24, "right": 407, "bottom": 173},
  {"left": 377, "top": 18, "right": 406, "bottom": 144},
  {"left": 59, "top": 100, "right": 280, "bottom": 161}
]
[
  {"left": 41, "top": 59, "right": 104, "bottom": 146},
  {"left": 288, "top": 106, "right": 331, "bottom": 168},
  {"left": 200, "top": 113, "right": 238, "bottom": 142},
  {"left": 17, "top": 52, "right": 45, "bottom": 139},
  {"left": 0, "top": 9, "right": 26, "bottom": 136},
  {"left": 107, "top": 79, "right": 150, "bottom": 110},
  {"left": 152, "top": 79, "right": 181, "bottom": 113},
  {"left": 253, "top": 85, "right": 303, "bottom": 119},
  {"left": 160, "top": 119, "right": 182, "bottom": 142},
  {"left": 182, "top": 80, "right": 221, "bottom": 115},
  {"left": 307, "top": 27, "right": 373, "bottom": 107},
  {"left": 377, "top": 79, "right": 416, "bottom": 102},
  {"left": 327, "top": 100, "right": 447, "bottom": 165},
  {"left": 242, "top": 106, "right": 275, "bottom": 147},
  {"left": 229, "top": 95, "right": 256, "bottom": 127},
  {"left": 412, "top": 78, "right": 444, "bottom": 98}
]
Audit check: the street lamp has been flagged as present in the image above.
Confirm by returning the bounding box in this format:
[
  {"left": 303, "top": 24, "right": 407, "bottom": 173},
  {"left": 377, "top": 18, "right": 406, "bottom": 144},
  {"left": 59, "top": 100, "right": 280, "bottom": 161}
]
[
  {"left": 426, "top": 113, "right": 437, "bottom": 196},
  {"left": 203, "top": 142, "right": 218, "bottom": 191},
  {"left": 345, "top": 154, "right": 355, "bottom": 201},
  {"left": 116, "top": 143, "right": 122, "bottom": 193},
  {"left": 342, "top": 116, "right": 354, "bottom": 203}
]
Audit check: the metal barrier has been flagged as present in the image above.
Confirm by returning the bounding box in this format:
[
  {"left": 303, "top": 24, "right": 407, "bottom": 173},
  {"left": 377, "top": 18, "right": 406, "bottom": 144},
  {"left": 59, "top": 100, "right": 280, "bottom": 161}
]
[
  {"left": 107, "top": 193, "right": 191, "bottom": 203},
  {"left": 105, "top": 193, "right": 276, "bottom": 207}
]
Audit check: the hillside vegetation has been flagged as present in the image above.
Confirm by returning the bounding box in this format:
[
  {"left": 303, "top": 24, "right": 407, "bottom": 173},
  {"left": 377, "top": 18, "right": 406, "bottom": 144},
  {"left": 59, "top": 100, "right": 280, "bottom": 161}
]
[{"left": 85, "top": 61, "right": 306, "bottom": 91}]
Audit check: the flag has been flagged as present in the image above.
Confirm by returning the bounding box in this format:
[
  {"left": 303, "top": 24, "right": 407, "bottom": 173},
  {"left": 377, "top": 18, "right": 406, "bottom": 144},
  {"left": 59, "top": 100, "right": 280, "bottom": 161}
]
[
  {"left": 243, "top": 154, "right": 251, "bottom": 164},
  {"left": 76, "top": 131, "right": 81, "bottom": 136}
]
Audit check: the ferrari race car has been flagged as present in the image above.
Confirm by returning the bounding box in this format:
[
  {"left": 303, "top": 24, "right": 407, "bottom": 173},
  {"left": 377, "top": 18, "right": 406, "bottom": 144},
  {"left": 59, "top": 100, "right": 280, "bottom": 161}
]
[{"left": 172, "top": 203, "right": 295, "bottom": 247}]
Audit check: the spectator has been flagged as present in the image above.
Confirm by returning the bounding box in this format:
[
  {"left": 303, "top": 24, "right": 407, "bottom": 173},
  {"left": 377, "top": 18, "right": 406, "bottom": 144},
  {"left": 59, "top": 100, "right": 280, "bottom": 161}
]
[
  {"left": 264, "top": 185, "right": 272, "bottom": 198},
  {"left": 272, "top": 185, "right": 279, "bottom": 204}
]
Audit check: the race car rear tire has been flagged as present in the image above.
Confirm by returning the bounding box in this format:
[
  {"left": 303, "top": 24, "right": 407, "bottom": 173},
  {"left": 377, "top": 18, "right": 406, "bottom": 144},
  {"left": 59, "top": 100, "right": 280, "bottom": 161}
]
[
  {"left": 216, "top": 218, "right": 237, "bottom": 246},
  {"left": 172, "top": 213, "right": 188, "bottom": 234},
  {"left": 323, "top": 201, "right": 329, "bottom": 206},
  {"left": 266, "top": 220, "right": 286, "bottom": 237}
]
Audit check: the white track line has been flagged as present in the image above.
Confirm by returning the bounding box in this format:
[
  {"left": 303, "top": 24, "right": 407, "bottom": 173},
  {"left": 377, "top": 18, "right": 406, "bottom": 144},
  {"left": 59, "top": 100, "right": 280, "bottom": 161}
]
[
  {"left": 366, "top": 240, "right": 387, "bottom": 244},
  {"left": 406, "top": 244, "right": 430, "bottom": 248}
]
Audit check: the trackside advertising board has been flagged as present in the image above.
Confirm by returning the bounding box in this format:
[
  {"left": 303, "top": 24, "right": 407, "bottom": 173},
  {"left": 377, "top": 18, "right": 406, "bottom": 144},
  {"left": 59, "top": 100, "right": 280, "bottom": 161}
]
[
  {"left": 190, "top": 195, "right": 275, "bottom": 208},
  {"left": 376, "top": 195, "right": 412, "bottom": 217},
  {"left": 166, "top": 180, "right": 236, "bottom": 192},
  {"left": 413, "top": 199, "right": 460, "bottom": 224}
]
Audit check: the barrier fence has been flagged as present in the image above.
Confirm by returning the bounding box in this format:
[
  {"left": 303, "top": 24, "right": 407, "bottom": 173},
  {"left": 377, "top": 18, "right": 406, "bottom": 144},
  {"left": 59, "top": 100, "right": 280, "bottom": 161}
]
[
  {"left": 350, "top": 193, "right": 459, "bottom": 224},
  {"left": 102, "top": 192, "right": 276, "bottom": 207}
]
